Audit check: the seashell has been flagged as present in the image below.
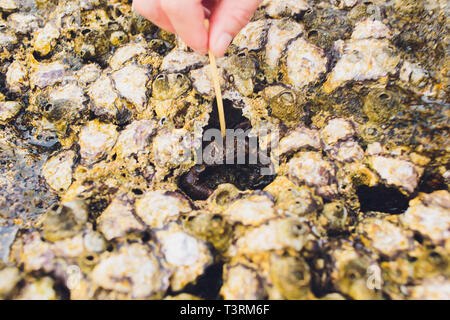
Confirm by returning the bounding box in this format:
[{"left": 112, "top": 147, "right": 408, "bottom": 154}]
[{"left": 92, "top": 243, "right": 170, "bottom": 299}]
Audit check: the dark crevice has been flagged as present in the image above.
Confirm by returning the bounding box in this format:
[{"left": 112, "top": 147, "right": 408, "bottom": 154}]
[
  {"left": 356, "top": 185, "right": 410, "bottom": 214},
  {"left": 179, "top": 99, "right": 276, "bottom": 200},
  {"left": 417, "top": 170, "right": 447, "bottom": 193},
  {"left": 176, "top": 262, "right": 224, "bottom": 300}
]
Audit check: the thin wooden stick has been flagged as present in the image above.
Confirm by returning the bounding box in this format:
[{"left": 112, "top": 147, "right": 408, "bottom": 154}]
[{"left": 205, "top": 19, "right": 226, "bottom": 137}]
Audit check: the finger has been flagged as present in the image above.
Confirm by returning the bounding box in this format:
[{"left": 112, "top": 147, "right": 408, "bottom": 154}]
[
  {"left": 132, "top": 0, "right": 176, "bottom": 34},
  {"left": 161, "top": 0, "right": 208, "bottom": 54},
  {"left": 209, "top": 0, "right": 262, "bottom": 57}
]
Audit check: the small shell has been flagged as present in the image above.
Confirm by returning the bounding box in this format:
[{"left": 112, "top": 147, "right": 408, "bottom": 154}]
[
  {"left": 92, "top": 243, "right": 170, "bottom": 298},
  {"left": 232, "top": 20, "right": 270, "bottom": 52},
  {"left": 320, "top": 118, "right": 356, "bottom": 146},
  {"left": 223, "top": 193, "right": 277, "bottom": 226},
  {"left": 78, "top": 120, "right": 118, "bottom": 164},
  {"left": 30, "top": 61, "right": 67, "bottom": 89},
  {"left": 228, "top": 217, "right": 313, "bottom": 256},
  {"left": 264, "top": 176, "right": 322, "bottom": 216},
  {"left": 17, "top": 277, "right": 56, "bottom": 300},
  {"left": 358, "top": 218, "right": 412, "bottom": 256},
  {"left": 262, "top": 0, "right": 311, "bottom": 18},
  {"left": 112, "top": 64, "right": 149, "bottom": 110},
  {"left": 42, "top": 199, "right": 88, "bottom": 242},
  {"left": 264, "top": 19, "right": 304, "bottom": 74},
  {"left": 135, "top": 190, "right": 191, "bottom": 229},
  {"left": 0, "top": 100, "right": 22, "bottom": 122},
  {"left": 76, "top": 63, "right": 101, "bottom": 86},
  {"left": 221, "top": 264, "right": 265, "bottom": 300},
  {"left": 88, "top": 75, "right": 119, "bottom": 118},
  {"left": 6, "top": 60, "right": 28, "bottom": 93},
  {"left": 33, "top": 22, "right": 60, "bottom": 56},
  {"left": 370, "top": 156, "right": 419, "bottom": 193},
  {"left": 190, "top": 64, "right": 227, "bottom": 96},
  {"left": 151, "top": 128, "right": 192, "bottom": 171},
  {"left": 7, "top": 12, "right": 40, "bottom": 34},
  {"left": 155, "top": 223, "right": 213, "bottom": 291},
  {"left": 287, "top": 151, "right": 338, "bottom": 200},
  {"left": 329, "top": 242, "right": 382, "bottom": 300},
  {"left": 401, "top": 190, "right": 450, "bottom": 245},
  {"left": 323, "top": 39, "right": 400, "bottom": 93},
  {"left": 328, "top": 140, "right": 365, "bottom": 163},
  {"left": 277, "top": 126, "right": 321, "bottom": 156},
  {"left": 109, "top": 41, "right": 147, "bottom": 70},
  {"left": 112, "top": 119, "right": 156, "bottom": 158},
  {"left": 42, "top": 150, "right": 76, "bottom": 192},
  {"left": 285, "top": 37, "right": 327, "bottom": 89},
  {"left": 152, "top": 72, "right": 191, "bottom": 100},
  {"left": 351, "top": 19, "right": 391, "bottom": 40},
  {"left": 0, "top": 267, "right": 21, "bottom": 298},
  {"left": 160, "top": 49, "right": 207, "bottom": 73},
  {"left": 97, "top": 195, "right": 145, "bottom": 241}
]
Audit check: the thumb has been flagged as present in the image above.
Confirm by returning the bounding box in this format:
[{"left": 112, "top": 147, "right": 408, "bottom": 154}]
[{"left": 208, "top": 0, "right": 262, "bottom": 57}]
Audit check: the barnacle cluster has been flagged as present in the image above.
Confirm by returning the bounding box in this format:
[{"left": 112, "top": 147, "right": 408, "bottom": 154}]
[{"left": 0, "top": 0, "right": 449, "bottom": 300}]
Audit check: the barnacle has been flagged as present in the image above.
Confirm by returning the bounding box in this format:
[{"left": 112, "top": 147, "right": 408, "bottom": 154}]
[{"left": 0, "top": 0, "right": 448, "bottom": 301}]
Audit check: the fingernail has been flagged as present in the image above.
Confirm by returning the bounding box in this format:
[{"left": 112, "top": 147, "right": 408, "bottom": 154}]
[{"left": 214, "top": 33, "right": 232, "bottom": 57}]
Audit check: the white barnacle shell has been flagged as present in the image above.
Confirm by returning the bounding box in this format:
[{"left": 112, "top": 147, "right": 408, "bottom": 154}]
[
  {"left": 277, "top": 126, "right": 321, "bottom": 157},
  {"left": 88, "top": 74, "right": 118, "bottom": 118},
  {"left": 113, "top": 119, "right": 156, "bottom": 158},
  {"left": 288, "top": 151, "right": 338, "bottom": 199},
  {"left": 161, "top": 49, "right": 208, "bottom": 73},
  {"left": 189, "top": 64, "right": 227, "bottom": 97},
  {"left": 109, "top": 40, "right": 147, "bottom": 71},
  {"left": 228, "top": 217, "right": 312, "bottom": 256},
  {"left": 323, "top": 39, "right": 400, "bottom": 93},
  {"left": 48, "top": 83, "right": 87, "bottom": 116},
  {"left": 135, "top": 190, "right": 191, "bottom": 229},
  {"left": 30, "top": 61, "right": 67, "bottom": 89},
  {"left": 33, "top": 22, "right": 60, "bottom": 56},
  {"left": 97, "top": 195, "right": 145, "bottom": 241},
  {"left": 0, "top": 101, "right": 22, "bottom": 122},
  {"left": 155, "top": 223, "right": 212, "bottom": 291},
  {"left": 401, "top": 190, "right": 450, "bottom": 244},
  {"left": 221, "top": 264, "right": 265, "bottom": 300},
  {"left": 358, "top": 218, "right": 411, "bottom": 256},
  {"left": 6, "top": 60, "right": 28, "bottom": 93},
  {"left": 92, "top": 243, "right": 170, "bottom": 298},
  {"left": 351, "top": 18, "right": 391, "bottom": 40},
  {"left": 7, "top": 12, "right": 40, "bottom": 34},
  {"left": 232, "top": 20, "right": 270, "bottom": 52},
  {"left": 223, "top": 193, "right": 277, "bottom": 226},
  {"left": 76, "top": 63, "right": 101, "bottom": 86},
  {"left": 320, "top": 118, "right": 356, "bottom": 146},
  {"left": 265, "top": 18, "right": 304, "bottom": 70},
  {"left": 370, "top": 156, "right": 419, "bottom": 193},
  {"left": 42, "top": 150, "right": 76, "bottom": 192},
  {"left": 112, "top": 64, "right": 149, "bottom": 111},
  {"left": 152, "top": 128, "right": 193, "bottom": 169},
  {"left": 328, "top": 140, "right": 365, "bottom": 163},
  {"left": 285, "top": 37, "right": 328, "bottom": 89},
  {"left": 78, "top": 120, "right": 118, "bottom": 164},
  {"left": 262, "top": 0, "right": 311, "bottom": 18}
]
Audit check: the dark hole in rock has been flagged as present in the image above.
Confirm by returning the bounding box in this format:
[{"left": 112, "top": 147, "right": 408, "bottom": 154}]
[
  {"left": 180, "top": 262, "right": 224, "bottom": 300},
  {"left": 356, "top": 185, "right": 410, "bottom": 214},
  {"left": 204, "top": 99, "right": 246, "bottom": 133},
  {"left": 179, "top": 99, "right": 276, "bottom": 200},
  {"left": 418, "top": 170, "right": 447, "bottom": 193}
]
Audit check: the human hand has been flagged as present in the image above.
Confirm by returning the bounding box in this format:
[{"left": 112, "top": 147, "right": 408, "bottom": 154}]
[{"left": 132, "top": 0, "right": 262, "bottom": 57}]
